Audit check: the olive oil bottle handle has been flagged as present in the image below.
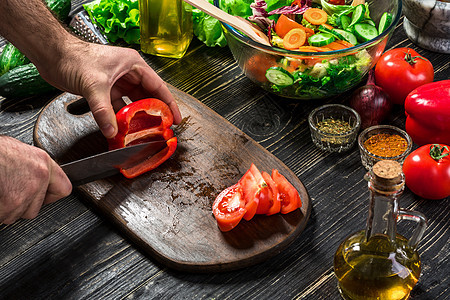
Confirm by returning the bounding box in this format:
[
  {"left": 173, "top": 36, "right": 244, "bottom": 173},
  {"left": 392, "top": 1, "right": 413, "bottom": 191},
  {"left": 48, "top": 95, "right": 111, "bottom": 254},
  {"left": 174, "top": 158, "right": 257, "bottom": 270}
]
[{"left": 398, "top": 209, "right": 428, "bottom": 249}]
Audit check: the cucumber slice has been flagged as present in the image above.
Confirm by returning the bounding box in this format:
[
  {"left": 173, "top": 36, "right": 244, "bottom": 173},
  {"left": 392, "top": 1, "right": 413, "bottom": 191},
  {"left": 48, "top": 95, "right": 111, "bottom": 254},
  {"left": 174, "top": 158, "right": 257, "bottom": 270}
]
[
  {"left": 363, "top": 18, "right": 376, "bottom": 27},
  {"left": 318, "top": 25, "right": 343, "bottom": 40},
  {"left": 349, "top": 4, "right": 366, "bottom": 27},
  {"left": 353, "top": 23, "right": 378, "bottom": 42},
  {"left": 339, "top": 15, "right": 351, "bottom": 30},
  {"left": 378, "top": 12, "right": 393, "bottom": 34},
  {"left": 308, "top": 33, "right": 335, "bottom": 47},
  {"left": 332, "top": 29, "right": 358, "bottom": 45},
  {"left": 330, "top": 29, "right": 347, "bottom": 41},
  {"left": 265, "top": 67, "right": 294, "bottom": 86}
]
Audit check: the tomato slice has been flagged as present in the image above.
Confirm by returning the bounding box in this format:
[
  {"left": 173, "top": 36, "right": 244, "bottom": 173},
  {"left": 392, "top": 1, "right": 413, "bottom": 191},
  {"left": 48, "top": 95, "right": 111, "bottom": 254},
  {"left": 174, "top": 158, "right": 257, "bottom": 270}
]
[
  {"left": 261, "top": 171, "right": 281, "bottom": 216},
  {"left": 239, "top": 167, "right": 259, "bottom": 221},
  {"left": 248, "top": 164, "right": 271, "bottom": 215},
  {"left": 212, "top": 184, "right": 247, "bottom": 232},
  {"left": 271, "top": 169, "right": 301, "bottom": 214}
]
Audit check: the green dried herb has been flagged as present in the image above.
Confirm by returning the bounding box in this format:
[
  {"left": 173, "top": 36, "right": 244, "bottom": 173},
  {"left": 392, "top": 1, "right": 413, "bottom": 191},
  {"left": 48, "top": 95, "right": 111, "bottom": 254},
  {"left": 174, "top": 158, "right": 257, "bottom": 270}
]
[{"left": 316, "top": 118, "right": 352, "bottom": 134}]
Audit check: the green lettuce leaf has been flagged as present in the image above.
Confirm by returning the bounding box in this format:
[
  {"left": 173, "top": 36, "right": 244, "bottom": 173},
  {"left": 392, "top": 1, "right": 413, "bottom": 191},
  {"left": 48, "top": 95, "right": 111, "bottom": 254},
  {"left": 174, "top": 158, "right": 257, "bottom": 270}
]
[
  {"left": 193, "top": 4, "right": 227, "bottom": 47},
  {"left": 83, "top": 0, "right": 140, "bottom": 44}
]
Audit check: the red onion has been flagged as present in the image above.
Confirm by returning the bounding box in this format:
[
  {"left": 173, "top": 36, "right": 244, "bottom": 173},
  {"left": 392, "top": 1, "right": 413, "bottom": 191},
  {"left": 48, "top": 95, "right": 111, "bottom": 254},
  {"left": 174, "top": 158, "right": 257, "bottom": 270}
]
[{"left": 350, "top": 69, "right": 392, "bottom": 129}]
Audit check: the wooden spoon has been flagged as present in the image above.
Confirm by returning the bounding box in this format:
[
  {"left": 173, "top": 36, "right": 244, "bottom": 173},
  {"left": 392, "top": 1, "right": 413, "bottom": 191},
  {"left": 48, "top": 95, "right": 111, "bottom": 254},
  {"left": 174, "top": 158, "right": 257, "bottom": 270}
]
[
  {"left": 351, "top": 0, "right": 365, "bottom": 6},
  {"left": 183, "top": 0, "right": 271, "bottom": 46}
]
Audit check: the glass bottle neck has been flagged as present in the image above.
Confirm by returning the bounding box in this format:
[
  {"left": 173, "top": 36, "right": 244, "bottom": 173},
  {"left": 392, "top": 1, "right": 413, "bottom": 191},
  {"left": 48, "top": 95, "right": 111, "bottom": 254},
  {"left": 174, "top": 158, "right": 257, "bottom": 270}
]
[{"left": 364, "top": 174, "right": 405, "bottom": 242}]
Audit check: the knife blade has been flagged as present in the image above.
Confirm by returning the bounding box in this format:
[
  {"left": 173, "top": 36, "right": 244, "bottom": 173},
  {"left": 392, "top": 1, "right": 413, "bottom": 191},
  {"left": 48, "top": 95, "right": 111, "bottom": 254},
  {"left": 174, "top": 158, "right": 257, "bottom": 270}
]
[{"left": 61, "top": 140, "right": 167, "bottom": 186}]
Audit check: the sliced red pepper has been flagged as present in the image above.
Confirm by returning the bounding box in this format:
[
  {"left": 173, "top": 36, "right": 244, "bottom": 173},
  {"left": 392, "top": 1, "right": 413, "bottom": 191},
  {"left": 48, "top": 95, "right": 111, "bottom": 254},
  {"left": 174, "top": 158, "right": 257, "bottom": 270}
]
[
  {"left": 108, "top": 98, "right": 174, "bottom": 149},
  {"left": 107, "top": 98, "right": 176, "bottom": 178},
  {"left": 120, "top": 137, "right": 177, "bottom": 178}
]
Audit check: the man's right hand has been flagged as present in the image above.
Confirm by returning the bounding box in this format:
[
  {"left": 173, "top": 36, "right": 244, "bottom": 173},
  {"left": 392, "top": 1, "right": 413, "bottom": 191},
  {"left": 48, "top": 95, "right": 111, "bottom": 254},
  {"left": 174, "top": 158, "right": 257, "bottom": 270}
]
[{"left": 0, "top": 136, "right": 72, "bottom": 224}]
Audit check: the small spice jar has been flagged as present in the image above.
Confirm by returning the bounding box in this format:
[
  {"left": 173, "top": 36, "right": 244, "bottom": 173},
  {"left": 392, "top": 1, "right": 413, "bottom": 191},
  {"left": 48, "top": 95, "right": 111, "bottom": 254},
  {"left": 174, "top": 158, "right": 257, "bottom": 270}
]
[
  {"left": 358, "top": 125, "right": 413, "bottom": 170},
  {"left": 308, "top": 104, "right": 361, "bottom": 153}
]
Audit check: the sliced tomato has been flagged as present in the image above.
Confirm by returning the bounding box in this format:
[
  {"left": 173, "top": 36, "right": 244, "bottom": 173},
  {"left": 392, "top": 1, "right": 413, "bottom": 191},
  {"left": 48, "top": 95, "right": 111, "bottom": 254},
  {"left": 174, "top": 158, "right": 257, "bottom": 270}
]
[
  {"left": 261, "top": 171, "right": 281, "bottom": 215},
  {"left": 239, "top": 166, "right": 260, "bottom": 221},
  {"left": 212, "top": 184, "right": 247, "bottom": 232},
  {"left": 271, "top": 169, "right": 301, "bottom": 214},
  {"left": 249, "top": 164, "right": 271, "bottom": 215},
  {"left": 247, "top": 164, "right": 275, "bottom": 216}
]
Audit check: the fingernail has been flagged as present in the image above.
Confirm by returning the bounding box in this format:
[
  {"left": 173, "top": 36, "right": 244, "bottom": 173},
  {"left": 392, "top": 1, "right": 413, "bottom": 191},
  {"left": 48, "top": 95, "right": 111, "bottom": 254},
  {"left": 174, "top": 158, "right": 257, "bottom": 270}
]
[{"left": 101, "top": 124, "right": 115, "bottom": 138}]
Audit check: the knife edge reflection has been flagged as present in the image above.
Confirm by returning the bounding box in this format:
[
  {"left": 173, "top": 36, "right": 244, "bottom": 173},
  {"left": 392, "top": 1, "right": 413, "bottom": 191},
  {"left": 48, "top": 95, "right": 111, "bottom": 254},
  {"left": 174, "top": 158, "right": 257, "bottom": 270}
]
[{"left": 61, "top": 140, "right": 167, "bottom": 186}]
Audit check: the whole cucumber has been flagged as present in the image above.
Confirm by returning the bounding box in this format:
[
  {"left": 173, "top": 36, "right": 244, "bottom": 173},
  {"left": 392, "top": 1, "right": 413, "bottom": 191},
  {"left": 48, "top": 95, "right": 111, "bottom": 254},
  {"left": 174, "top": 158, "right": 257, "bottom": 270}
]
[
  {"left": 0, "top": 43, "right": 30, "bottom": 76},
  {"left": 0, "top": 64, "right": 58, "bottom": 99},
  {"left": 45, "top": 0, "right": 71, "bottom": 21}
]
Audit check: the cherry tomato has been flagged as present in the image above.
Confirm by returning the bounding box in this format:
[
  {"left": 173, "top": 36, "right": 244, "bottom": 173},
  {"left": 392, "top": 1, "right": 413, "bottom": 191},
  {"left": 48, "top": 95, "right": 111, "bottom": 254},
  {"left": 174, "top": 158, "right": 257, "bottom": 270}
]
[
  {"left": 212, "top": 184, "right": 247, "bottom": 232},
  {"left": 403, "top": 144, "right": 450, "bottom": 200},
  {"left": 374, "top": 48, "right": 434, "bottom": 105},
  {"left": 271, "top": 169, "right": 301, "bottom": 214}
]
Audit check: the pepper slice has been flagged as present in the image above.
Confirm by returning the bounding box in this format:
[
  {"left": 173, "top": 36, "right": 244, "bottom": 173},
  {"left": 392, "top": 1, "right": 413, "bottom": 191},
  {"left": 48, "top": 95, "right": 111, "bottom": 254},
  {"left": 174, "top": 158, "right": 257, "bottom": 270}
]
[
  {"left": 107, "top": 98, "right": 177, "bottom": 178},
  {"left": 120, "top": 137, "right": 177, "bottom": 178}
]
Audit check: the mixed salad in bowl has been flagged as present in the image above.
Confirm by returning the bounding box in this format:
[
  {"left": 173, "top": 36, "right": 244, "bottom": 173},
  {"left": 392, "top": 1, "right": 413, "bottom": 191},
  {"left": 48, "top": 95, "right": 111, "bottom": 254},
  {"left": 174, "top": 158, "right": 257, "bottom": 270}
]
[{"left": 215, "top": 0, "right": 401, "bottom": 99}]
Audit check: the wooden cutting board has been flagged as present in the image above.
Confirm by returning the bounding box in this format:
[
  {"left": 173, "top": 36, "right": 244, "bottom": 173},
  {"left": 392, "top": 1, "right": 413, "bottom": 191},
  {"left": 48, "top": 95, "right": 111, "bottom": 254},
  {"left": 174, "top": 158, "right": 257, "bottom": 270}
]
[{"left": 33, "top": 86, "right": 311, "bottom": 273}]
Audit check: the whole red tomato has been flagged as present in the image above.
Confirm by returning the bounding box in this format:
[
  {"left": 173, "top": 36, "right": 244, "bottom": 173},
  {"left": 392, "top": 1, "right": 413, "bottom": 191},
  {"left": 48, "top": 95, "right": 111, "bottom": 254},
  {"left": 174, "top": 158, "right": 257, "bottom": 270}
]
[
  {"left": 375, "top": 48, "right": 434, "bottom": 105},
  {"left": 403, "top": 144, "right": 450, "bottom": 200}
]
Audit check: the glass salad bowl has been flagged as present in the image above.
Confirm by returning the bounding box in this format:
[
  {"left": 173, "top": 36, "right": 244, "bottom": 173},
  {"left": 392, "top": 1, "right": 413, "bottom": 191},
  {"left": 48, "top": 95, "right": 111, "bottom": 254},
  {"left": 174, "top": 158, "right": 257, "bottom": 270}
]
[{"left": 213, "top": 0, "right": 402, "bottom": 100}]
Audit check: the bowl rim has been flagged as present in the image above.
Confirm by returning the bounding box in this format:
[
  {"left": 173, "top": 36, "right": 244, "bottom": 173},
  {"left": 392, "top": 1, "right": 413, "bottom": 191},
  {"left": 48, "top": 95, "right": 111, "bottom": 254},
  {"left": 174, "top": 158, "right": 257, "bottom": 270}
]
[
  {"left": 357, "top": 124, "right": 413, "bottom": 160},
  {"left": 308, "top": 104, "right": 361, "bottom": 137},
  {"left": 213, "top": 0, "right": 402, "bottom": 56}
]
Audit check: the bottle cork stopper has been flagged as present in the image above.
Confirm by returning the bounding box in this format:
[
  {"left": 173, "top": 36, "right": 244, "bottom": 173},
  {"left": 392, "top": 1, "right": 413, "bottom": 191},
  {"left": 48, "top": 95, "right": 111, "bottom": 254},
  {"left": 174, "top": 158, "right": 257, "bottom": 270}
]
[{"left": 372, "top": 160, "right": 403, "bottom": 185}]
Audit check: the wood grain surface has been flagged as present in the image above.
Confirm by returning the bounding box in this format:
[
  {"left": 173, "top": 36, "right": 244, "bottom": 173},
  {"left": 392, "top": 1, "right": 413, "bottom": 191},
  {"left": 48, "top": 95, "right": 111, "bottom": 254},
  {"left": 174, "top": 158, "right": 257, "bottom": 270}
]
[
  {"left": 33, "top": 90, "right": 311, "bottom": 272},
  {"left": 0, "top": 0, "right": 448, "bottom": 299}
]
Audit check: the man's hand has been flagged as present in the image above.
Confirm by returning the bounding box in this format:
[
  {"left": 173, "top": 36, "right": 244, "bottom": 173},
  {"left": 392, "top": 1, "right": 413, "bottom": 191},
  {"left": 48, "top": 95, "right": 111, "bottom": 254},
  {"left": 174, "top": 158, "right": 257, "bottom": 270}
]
[
  {"left": 0, "top": 0, "right": 182, "bottom": 140},
  {"left": 0, "top": 136, "right": 72, "bottom": 224},
  {"left": 36, "top": 40, "right": 183, "bottom": 139}
]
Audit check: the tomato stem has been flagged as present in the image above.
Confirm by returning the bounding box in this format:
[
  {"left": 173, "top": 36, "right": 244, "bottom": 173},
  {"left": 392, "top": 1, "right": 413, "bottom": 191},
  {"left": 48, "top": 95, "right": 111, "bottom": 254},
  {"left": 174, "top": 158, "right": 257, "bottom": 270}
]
[
  {"left": 429, "top": 144, "right": 450, "bottom": 160},
  {"left": 404, "top": 50, "right": 426, "bottom": 65}
]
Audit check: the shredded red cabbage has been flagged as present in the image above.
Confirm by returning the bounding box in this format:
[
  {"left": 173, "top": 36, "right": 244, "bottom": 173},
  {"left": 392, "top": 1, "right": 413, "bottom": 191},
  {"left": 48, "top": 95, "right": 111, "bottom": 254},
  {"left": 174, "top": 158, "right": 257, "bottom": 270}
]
[
  {"left": 268, "top": 0, "right": 312, "bottom": 15},
  {"left": 249, "top": 0, "right": 273, "bottom": 30}
]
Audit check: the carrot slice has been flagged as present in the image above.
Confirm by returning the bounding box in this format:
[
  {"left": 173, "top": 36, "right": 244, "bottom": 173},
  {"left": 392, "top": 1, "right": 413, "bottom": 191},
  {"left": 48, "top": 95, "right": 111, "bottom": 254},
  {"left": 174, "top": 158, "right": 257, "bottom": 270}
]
[
  {"left": 283, "top": 28, "right": 307, "bottom": 50},
  {"left": 321, "top": 23, "right": 334, "bottom": 30},
  {"left": 334, "top": 39, "right": 355, "bottom": 48},
  {"left": 298, "top": 46, "right": 331, "bottom": 52},
  {"left": 291, "top": 0, "right": 303, "bottom": 6},
  {"left": 323, "top": 41, "right": 347, "bottom": 50},
  {"left": 275, "top": 14, "right": 314, "bottom": 38},
  {"left": 303, "top": 8, "right": 328, "bottom": 25}
]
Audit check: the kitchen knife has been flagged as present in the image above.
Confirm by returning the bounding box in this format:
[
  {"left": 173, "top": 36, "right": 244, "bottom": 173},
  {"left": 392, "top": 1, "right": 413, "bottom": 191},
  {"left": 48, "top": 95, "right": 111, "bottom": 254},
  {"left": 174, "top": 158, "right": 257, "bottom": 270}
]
[{"left": 61, "top": 140, "right": 167, "bottom": 186}]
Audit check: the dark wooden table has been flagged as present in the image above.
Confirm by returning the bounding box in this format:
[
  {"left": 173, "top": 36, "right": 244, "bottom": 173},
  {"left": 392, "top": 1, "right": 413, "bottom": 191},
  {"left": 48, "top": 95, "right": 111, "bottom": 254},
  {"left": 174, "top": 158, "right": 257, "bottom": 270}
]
[{"left": 0, "top": 1, "right": 448, "bottom": 299}]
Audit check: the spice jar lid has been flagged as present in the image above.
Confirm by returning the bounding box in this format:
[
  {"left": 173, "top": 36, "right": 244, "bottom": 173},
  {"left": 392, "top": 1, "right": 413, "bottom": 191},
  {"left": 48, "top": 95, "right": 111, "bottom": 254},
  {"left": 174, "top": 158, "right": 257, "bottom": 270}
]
[{"left": 372, "top": 160, "right": 404, "bottom": 187}]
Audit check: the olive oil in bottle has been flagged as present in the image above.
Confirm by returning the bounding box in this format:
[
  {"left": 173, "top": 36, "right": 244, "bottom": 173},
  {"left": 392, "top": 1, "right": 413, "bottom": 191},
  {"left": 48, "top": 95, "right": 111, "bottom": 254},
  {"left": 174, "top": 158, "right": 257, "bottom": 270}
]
[
  {"left": 334, "top": 160, "right": 427, "bottom": 300},
  {"left": 334, "top": 231, "right": 421, "bottom": 300},
  {"left": 139, "top": 0, "right": 192, "bottom": 58}
]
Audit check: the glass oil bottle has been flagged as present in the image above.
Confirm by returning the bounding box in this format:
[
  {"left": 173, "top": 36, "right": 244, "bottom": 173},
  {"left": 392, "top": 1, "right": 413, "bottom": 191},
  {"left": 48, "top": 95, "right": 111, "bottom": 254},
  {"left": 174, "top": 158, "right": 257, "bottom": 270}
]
[
  {"left": 334, "top": 160, "right": 427, "bottom": 300},
  {"left": 138, "top": 0, "right": 193, "bottom": 58}
]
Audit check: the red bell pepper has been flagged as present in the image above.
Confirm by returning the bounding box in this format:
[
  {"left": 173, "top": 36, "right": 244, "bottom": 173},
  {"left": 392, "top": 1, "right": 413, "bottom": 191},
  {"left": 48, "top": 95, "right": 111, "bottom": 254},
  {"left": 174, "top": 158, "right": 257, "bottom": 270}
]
[
  {"left": 404, "top": 80, "right": 450, "bottom": 146},
  {"left": 108, "top": 98, "right": 177, "bottom": 178}
]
